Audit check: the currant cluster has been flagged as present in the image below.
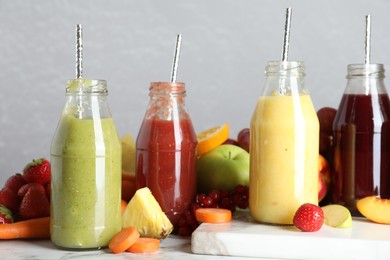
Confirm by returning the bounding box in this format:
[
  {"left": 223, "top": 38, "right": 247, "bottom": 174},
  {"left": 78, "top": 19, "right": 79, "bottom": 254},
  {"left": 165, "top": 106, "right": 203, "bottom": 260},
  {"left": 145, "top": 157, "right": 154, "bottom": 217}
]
[{"left": 176, "top": 185, "right": 249, "bottom": 237}]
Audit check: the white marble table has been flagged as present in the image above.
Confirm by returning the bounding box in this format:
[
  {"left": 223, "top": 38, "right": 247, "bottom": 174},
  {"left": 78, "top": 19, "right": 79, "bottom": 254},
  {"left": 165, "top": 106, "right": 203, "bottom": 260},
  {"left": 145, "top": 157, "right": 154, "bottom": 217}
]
[
  {"left": 0, "top": 235, "right": 261, "bottom": 260},
  {"left": 4, "top": 214, "right": 390, "bottom": 260},
  {"left": 192, "top": 216, "right": 390, "bottom": 260}
]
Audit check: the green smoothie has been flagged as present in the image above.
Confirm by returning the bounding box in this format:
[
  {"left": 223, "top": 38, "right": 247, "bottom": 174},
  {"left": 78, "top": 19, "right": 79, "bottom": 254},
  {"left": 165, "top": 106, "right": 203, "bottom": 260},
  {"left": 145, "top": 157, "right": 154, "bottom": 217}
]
[{"left": 50, "top": 113, "right": 121, "bottom": 249}]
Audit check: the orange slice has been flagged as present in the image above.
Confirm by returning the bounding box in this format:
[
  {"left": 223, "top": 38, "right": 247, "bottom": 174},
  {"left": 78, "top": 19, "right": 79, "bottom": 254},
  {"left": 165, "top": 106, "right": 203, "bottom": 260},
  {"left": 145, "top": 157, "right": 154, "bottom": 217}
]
[{"left": 197, "top": 123, "right": 229, "bottom": 156}]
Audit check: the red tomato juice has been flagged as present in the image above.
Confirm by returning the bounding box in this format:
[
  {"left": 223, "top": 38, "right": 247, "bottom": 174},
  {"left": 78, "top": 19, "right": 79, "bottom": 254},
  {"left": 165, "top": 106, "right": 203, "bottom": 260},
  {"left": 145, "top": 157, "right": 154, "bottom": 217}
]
[{"left": 136, "top": 118, "right": 197, "bottom": 226}]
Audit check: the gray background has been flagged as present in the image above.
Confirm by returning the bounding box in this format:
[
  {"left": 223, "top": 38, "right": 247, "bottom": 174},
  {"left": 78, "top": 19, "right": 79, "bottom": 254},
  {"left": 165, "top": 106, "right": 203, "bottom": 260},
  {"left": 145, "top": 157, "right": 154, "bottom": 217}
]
[{"left": 1, "top": 0, "right": 390, "bottom": 185}]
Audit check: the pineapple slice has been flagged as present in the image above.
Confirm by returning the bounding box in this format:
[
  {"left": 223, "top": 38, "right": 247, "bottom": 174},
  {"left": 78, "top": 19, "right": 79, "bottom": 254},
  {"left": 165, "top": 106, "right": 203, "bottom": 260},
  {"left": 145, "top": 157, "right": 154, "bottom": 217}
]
[{"left": 122, "top": 187, "right": 173, "bottom": 239}]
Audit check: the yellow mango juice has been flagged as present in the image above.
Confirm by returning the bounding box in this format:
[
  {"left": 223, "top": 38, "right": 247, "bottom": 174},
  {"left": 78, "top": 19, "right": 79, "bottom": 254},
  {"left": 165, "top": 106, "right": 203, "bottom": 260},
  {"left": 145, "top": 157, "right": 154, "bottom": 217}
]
[{"left": 249, "top": 94, "right": 319, "bottom": 224}]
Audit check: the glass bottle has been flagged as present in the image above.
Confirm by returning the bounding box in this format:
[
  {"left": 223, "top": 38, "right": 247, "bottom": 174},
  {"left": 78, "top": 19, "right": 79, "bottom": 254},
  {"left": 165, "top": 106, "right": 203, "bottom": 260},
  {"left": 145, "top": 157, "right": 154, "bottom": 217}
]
[
  {"left": 249, "top": 61, "right": 319, "bottom": 225},
  {"left": 332, "top": 64, "right": 390, "bottom": 215},
  {"left": 135, "top": 82, "right": 197, "bottom": 229},
  {"left": 50, "top": 79, "right": 122, "bottom": 249}
]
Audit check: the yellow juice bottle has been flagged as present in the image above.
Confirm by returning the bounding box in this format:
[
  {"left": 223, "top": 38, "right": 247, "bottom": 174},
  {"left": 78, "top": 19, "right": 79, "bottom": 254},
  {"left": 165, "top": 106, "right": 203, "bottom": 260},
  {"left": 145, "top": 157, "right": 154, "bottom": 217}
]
[{"left": 249, "top": 61, "right": 319, "bottom": 225}]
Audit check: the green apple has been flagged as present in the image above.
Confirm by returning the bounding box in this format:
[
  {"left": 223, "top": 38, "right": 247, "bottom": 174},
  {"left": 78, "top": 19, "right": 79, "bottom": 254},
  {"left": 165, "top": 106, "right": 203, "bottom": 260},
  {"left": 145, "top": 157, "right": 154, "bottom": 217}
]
[
  {"left": 321, "top": 204, "right": 352, "bottom": 228},
  {"left": 196, "top": 144, "right": 249, "bottom": 193}
]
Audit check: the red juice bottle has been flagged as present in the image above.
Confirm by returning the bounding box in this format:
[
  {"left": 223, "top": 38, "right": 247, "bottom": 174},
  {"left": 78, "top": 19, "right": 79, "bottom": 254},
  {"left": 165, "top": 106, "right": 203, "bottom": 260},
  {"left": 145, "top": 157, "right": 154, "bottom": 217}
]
[
  {"left": 332, "top": 64, "right": 390, "bottom": 215},
  {"left": 136, "top": 82, "right": 197, "bottom": 228}
]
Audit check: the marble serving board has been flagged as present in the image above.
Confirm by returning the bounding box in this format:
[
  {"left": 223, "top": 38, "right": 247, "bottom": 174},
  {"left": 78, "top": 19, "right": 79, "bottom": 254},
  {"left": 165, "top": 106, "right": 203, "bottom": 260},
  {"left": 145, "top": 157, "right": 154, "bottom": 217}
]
[{"left": 191, "top": 211, "right": 390, "bottom": 260}]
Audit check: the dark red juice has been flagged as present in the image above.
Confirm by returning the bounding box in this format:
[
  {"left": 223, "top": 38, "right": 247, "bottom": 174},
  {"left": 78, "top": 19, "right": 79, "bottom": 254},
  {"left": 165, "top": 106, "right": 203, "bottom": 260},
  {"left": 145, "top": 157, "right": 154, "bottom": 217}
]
[
  {"left": 136, "top": 118, "right": 197, "bottom": 227},
  {"left": 333, "top": 94, "right": 390, "bottom": 215}
]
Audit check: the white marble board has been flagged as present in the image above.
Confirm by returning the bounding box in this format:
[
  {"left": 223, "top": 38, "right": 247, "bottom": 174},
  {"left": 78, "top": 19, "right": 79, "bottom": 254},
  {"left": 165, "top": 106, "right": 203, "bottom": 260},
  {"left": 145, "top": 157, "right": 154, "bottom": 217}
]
[{"left": 191, "top": 211, "right": 390, "bottom": 260}]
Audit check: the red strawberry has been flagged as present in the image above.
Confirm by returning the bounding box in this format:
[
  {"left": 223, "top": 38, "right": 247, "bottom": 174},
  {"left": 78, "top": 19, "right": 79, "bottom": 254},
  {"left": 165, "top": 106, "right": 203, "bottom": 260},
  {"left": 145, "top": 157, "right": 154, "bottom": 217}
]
[
  {"left": 18, "top": 185, "right": 50, "bottom": 220},
  {"left": 293, "top": 203, "right": 324, "bottom": 232},
  {"left": 23, "top": 158, "right": 51, "bottom": 185},
  {"left": 0, "top": 188, "right": 19, "bottom": 214},
  {"left": 44, "top": 183, "right": 51, "bottom": 202},
  {"left": 17, "top": 183, "right": 45, "bottom": 198},
  {"left": 0, "top": 205, "right": 14, "bottom": 224},
  {"left": 4, "top": 174, "right": 26, "bottom": 193}
]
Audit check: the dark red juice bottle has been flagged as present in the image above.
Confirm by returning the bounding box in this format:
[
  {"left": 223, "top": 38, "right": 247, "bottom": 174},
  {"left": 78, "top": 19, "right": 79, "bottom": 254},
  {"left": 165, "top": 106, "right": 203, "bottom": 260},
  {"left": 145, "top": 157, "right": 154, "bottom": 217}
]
[
  {"left": 332, "top": 64, "right": 390, "bottom": 215},
  {"left": 136, "top": 82, "right": 197, "bottom": 228}
]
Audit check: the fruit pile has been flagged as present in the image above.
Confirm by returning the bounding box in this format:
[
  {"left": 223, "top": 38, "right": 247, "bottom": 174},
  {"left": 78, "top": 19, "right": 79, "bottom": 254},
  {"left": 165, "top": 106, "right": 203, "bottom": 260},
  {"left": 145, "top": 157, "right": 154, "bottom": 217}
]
[
  {"left": 123, "top": 114, "right": 390, "bottom": 236},
  {"left": 176, "top": 185, "right": 249, "bottom": 236},
  {"left": 0, "top": 158, "right": 51, "bottom": 223},
  {"left": 196, "top": 123, "right": 250, "bottom": 194},
  {"left": 168, "top": 123, "right": 252, "bottom": 236}
]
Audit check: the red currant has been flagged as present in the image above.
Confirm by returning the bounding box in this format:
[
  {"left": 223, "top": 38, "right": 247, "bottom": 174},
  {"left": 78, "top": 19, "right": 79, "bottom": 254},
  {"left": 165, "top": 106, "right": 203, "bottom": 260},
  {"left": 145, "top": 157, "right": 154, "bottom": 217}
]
[{"left": 208, "top": 189, "right": 220, "bottom": 203}]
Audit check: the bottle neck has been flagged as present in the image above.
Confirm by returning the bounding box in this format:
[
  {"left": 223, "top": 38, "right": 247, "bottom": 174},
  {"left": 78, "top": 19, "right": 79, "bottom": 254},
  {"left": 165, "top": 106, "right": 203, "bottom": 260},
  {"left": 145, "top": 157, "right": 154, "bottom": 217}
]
[
  {"left": 64, "top": 79, "right": 112, "bottom": 119},
  {"left": 66, "top": 79, "right": 108, "bottom": 95},
  {"left": 262, "top": 61, "right": 308, "bottom": 96},
  {"left": 149, "top": 82, "right": 186, "bottom": 97},
  {"left": 345, "top": 64, "right": 387, "bottom": 95},
  {"left": 145, "top": 82, "right": 190, "bottom": 121},
  {"left": 347, "top": 64, "right": 384, "bottom": 78}
]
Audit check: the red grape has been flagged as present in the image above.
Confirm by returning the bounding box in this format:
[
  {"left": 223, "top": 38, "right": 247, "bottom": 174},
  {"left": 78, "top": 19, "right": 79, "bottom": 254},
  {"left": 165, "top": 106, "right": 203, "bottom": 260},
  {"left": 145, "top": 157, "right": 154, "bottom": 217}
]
[
  {"left": 208, "top": 189, "right": 220, "bottom": 203},
  {"left": 237, "top": 128, "right": 250, "bottom": 152},
  {"left": 219, "top": 189, "right": 229, "bottom": 199},
  {"left": 202, "top": 196, "right": 215, "bottom": 208},
  {"left": 223, "top": 138, "right": 239, "bottom": 146}
]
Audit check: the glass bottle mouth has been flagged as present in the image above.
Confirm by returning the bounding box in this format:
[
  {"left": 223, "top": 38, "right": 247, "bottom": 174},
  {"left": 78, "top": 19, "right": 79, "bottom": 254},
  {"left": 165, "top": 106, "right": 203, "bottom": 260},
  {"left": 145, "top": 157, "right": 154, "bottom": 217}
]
[
  {"left": 347, "top": 64, "right": 385, "bottom": 78},
  {"left": 66, "top": 79, "right": 108, "bottom": 94},
  {"left": 149, "top": 82, "right": 186, "bottom": 96},
  {"left": 265, "top": 61, "right": 305, "bottom": 77}
]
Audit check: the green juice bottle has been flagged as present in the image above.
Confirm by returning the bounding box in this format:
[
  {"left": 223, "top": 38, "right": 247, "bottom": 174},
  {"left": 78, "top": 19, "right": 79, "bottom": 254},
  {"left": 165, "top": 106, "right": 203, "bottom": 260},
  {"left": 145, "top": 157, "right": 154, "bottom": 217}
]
[
  {"left": 50, "top": 25, "right": 121, "bottom": 249},
  {"left": 50, "top": 79, "right": 121, "bottom": 249}
]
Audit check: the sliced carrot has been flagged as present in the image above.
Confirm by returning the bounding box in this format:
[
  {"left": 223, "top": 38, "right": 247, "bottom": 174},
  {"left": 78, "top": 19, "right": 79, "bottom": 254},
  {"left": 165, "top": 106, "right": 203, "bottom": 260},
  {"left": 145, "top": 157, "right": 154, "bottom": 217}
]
[
  {"left": 0, "top": 217, "right": 50, "bottom": 239},
  {"left": 126, "top": 237, "right": 160, "bottom": 253},
  {"left": 195, "top": 208, "right": 232, "bottom": 223},
  {"left": 109, "top": 227, "right": 140, "bottom": 254},
  {"left": 121, "top": 200, "right": 128, "bottom": 214}
]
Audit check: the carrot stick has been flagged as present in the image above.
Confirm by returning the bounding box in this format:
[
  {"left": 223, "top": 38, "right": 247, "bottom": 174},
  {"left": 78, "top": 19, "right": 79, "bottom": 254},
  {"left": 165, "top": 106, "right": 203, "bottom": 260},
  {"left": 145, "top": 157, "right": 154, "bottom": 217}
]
[
  {"left": 126, "top": 237, "right": 160, "bottom": 253},
  {"left": 0, "top": 217, "right": 50, "bottom": 239},
  {"left": 109, "top": 227, "right": 140, "bottom": 254},
  {"left": 195, "top": 208, "right": 232, "bottom": 223}
]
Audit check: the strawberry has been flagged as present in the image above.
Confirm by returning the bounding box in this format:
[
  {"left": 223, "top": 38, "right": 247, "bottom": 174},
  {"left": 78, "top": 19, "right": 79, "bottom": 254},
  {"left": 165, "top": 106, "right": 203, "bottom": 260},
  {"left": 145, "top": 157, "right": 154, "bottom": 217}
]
[
  {"left": 17, "top": 183, "right": 45, "bottom": 198},
  {"left": 4, "top": 173, "right": 26, "bottom": 193},
  {"left": 18, "top": 185, "right": 50, "bottom": 220},
  {"left": 0, "top": 188, "right": 19, "bottom": 214},
  {"left": 0, "top": 205, "right": 14, "bottom": 224},
  {"left": 23, "top": 158, "right": 51, "bottom": 185},
  {"left": 293, "top": 203, "right": 324, "bottom": 232},
  {"left": 44, "top": 183, "right": 51, "bottom": 202}
]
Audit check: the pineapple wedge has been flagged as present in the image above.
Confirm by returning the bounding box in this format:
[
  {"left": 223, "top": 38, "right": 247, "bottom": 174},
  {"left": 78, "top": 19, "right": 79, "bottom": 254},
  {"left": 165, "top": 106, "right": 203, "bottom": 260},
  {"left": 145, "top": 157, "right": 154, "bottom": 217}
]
[{"left": 122, "top": 187, "right": 173, "bottom": 239}]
